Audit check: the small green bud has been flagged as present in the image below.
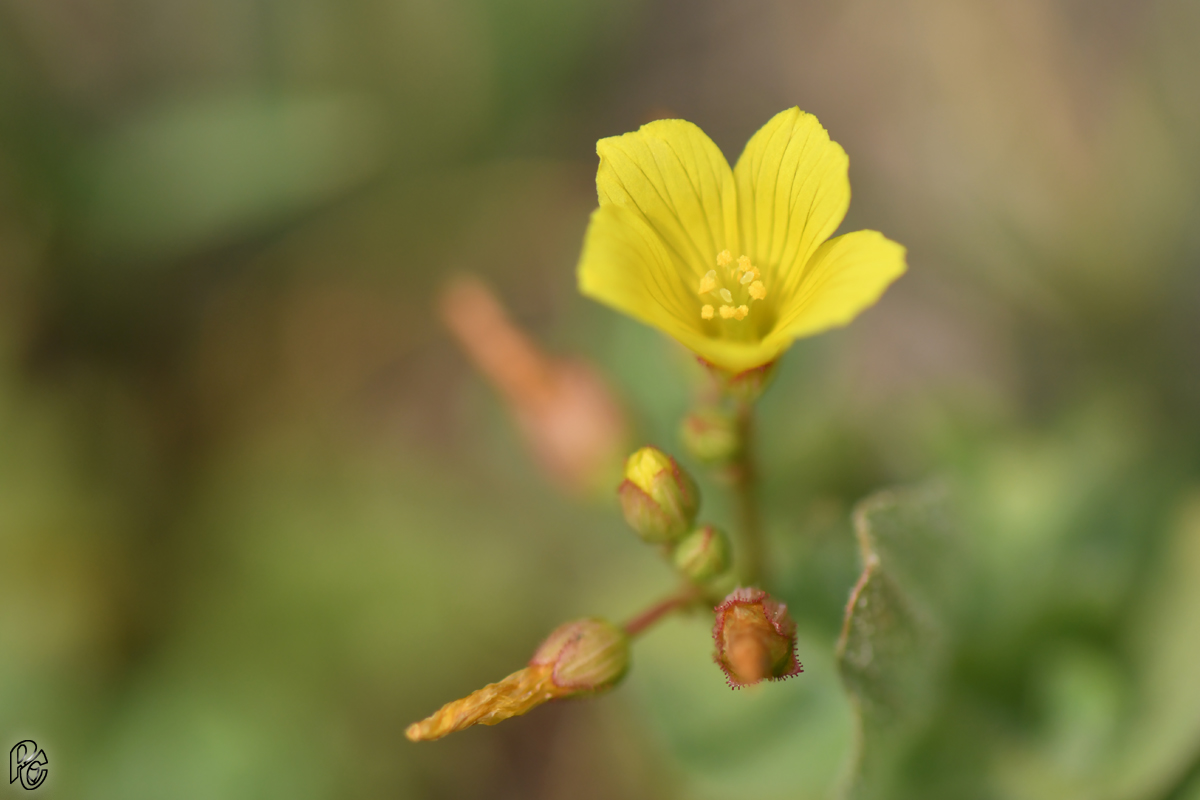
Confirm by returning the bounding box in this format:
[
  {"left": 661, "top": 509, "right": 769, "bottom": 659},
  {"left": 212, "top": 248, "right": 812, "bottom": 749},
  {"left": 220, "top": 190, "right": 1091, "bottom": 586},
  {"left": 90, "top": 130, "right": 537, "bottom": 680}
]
[
  {"left": 680, "top": 408, "right": 740, "bottom": 464},
  {"left": 618, "top": 447, "right": 699, "bottom": 544},
  {"left": 673, "top": 525, "right": 732, "bottom": 582},
  {"left": 530, "top": 618, "right": 630, "bottom": 692}
]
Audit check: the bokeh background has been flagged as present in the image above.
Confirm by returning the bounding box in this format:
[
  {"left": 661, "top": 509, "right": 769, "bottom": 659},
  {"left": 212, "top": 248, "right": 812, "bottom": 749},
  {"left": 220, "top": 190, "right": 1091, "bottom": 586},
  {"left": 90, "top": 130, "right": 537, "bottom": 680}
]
[{"left": 3, "top": 0, "right": 1200, "bottom": 798}]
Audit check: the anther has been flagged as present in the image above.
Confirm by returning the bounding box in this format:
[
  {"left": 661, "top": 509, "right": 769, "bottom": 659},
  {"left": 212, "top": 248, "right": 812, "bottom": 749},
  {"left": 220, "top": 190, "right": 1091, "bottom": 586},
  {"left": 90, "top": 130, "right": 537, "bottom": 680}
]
[
  {"left": 737, "top": 255, "right": 751, "bottom": 273},
  {"left": 698, "top": 270, "right": 717, "bottom": 295},
  {"left": 719, "top": 289, "right": 734, "bottom": 304},
  {"left": 716, "top": 251, "right": 733, "bottom": 267},
  {"left": 719, "top": 305, "right": 735, "bottom": 319},
  {"left": 701, "top": 305, "right": 714, "bottom": 320},
  {"left": 749, "top": 281, "right": 766, "bottom": 301},
  {"left": 740, "top": 272, "right": 754, "bottom": 285},
  {"left": 734, "top": 305, "right": 749, "bottom": 320}
]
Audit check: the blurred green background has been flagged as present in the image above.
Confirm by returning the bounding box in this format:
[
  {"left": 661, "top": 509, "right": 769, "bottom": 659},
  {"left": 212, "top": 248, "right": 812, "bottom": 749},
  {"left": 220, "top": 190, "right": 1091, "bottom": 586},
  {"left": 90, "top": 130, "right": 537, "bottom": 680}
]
[{"left": 2, "top": 1, "right": 1200, "bottom": 798}]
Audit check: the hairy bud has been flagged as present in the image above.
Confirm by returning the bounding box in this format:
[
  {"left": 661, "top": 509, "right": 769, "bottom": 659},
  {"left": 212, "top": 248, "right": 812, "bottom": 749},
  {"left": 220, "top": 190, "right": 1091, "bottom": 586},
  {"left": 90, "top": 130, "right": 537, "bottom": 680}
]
[
  {"left": 712, "top": 587, "right": 803, "bottom": 688},
  {"left": 406, "top": 618, "right": 629, "bottom": 742},
  {"left": 680, "top": 407, "right": 740, "bottom": 464},
  {"left": 673, "top": 525, "right": 732, "bottom": 582},
  {"left": 618, "top": 447, "right": 699, "bottom": 544}
]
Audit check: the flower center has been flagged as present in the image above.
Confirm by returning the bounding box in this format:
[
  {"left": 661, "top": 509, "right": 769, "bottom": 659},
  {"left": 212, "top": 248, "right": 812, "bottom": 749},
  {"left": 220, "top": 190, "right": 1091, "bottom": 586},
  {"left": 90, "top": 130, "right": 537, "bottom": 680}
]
[{"left": 698, "top": 250, "right": 767, "bottom": 323}]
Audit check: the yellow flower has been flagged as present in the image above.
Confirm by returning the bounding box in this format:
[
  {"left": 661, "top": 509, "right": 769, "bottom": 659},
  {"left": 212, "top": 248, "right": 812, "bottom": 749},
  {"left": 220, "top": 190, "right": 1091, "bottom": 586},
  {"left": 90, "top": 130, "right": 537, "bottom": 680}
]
[{"left": 577, "top": 108, "right": 906, "bottom": 374}]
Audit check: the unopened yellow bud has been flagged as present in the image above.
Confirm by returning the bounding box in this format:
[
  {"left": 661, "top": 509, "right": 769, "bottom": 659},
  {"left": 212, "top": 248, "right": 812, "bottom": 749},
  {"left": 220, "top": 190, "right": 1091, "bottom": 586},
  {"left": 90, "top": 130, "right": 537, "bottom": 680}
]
[
  {"left": 406, "top": 618, "right": 629, "bottom": 742},
  {"left": 673, "top": 525, "right": 731, "bottom": 582},
  {"left": 618, "top": 447, "right": 699, "bottom": 544}
]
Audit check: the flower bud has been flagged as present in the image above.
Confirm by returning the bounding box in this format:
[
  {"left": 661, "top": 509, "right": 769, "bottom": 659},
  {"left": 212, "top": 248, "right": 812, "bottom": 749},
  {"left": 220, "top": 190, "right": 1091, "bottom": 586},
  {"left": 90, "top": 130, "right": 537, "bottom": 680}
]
[
  {"left": 673, "top": 525, "right": 731, "bottom": 582},
  {"left": 618, "top": 447, "right": 699, "bottom": 544},
  {"left": 680, "top": 407, "right": 740, "bottom": 464},
  {"left": 530, "top": 617, "right": 630, "bottom": 691},
  {"left": 712, "top": 587, "right": 803, "bottom": 688},
  {"left": 406, "top": 618, "right": 630, "bottom": 742}
]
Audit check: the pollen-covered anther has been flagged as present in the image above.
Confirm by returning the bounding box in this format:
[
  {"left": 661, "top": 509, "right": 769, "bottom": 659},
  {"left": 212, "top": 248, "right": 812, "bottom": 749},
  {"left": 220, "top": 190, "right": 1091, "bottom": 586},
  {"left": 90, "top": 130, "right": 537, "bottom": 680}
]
[
  {"left": 716, "top": 250, "right": 733, "bottom": 267},
  {"left": 719, "top": 305, "right": 735, "bottom": 319},
  {"left": 698, "top": 270, "right": 717, "bottom": 295},
  {"left": 701, "top": 305, "right": 714, "bottom": 320},
  {"left": 749, "top": 281, "right": 766, "bottom": 301},
  {"left": 734, "top": 305, "right": 749, "bottom": 320}
]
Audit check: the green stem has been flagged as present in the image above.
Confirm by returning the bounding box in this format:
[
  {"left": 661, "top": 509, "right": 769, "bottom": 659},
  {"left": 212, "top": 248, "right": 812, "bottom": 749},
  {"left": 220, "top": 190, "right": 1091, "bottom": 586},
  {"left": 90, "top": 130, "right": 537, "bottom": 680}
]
[{"left": 733, "top": 401, "right": 765, "bottom": 586}]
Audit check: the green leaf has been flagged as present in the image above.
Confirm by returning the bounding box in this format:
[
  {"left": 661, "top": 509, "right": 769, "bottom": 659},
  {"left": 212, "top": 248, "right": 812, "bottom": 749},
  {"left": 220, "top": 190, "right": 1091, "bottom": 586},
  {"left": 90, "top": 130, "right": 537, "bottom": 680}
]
[
  {"left": 835, "top": 483, "right": 962, "bottom": 799},
  {"left": 1104, "top": 491, "right": 1200, "bottom": 800}
]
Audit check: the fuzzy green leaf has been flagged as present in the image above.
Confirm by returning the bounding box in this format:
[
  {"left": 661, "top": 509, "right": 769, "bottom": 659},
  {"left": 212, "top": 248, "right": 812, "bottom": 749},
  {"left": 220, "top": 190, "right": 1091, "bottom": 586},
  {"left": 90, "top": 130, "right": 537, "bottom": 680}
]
[{"left": 835, "top": 483, "right": 962, "bottom": 799}]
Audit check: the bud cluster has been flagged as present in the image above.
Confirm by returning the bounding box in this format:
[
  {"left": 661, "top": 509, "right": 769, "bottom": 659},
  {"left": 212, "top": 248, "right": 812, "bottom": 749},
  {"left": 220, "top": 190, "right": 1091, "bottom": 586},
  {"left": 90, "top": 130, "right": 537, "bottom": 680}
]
[{"left": 617, "top": 446, "right": 733, "bottom": 589}]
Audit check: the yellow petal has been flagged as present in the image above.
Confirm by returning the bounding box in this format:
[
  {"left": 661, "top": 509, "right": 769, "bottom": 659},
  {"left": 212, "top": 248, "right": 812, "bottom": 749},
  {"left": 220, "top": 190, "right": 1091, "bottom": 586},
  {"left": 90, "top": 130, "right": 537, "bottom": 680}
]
[
  {"left": 764, "top": 230, "right": 906, "bottom": 345},
  {"left": 578, "top": 206, "right": 781, "bottom": 372},
  {"left": 597, "top": 119, "right": 739, "bottom": 282},
  {"left": 577, "top": 204, "right": 704, "bottom": 343},
  {"left": 733, "top": 108, "right": 850, "bottom": 300}
]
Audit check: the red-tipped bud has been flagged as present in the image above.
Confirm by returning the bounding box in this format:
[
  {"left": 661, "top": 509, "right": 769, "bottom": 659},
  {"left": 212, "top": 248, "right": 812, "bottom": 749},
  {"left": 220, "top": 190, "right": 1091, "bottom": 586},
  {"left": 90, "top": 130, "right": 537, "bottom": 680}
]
[
  {"left": 618, "top": 447, "right": 699, "bottom": 544},
  {"left": 673, "top": 525, "right": 731, "bottom": 582},
  {"left": 680, "top": 407, "right": 740, "bottom": 464},
  {"left": 712, "top": 587, "right": 803, "bottom": 688}
]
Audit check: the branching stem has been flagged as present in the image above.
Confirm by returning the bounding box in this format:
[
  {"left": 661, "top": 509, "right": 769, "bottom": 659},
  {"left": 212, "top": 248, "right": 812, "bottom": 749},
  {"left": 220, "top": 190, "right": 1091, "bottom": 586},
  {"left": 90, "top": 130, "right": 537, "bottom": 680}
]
[{"left": 623, "top": 587, "right": 701, "bottom": 638}]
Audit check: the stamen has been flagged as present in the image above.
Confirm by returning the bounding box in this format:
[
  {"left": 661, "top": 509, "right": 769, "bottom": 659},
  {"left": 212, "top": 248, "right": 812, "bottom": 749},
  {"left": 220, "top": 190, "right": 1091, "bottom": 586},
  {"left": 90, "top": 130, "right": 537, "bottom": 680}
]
[
  {"left": 749, "top": 281, "right": 766, "bottom": 301},
  {"left": 719, "top": 305, "right": 735, "bottom": 319},
  {"left": 716, "top": 250, "right": 733, "bottom": 267},
  {"left": 719, "top": 288, "right": 734, "bottom": 304},
  {"left": 737, "top": 255, "right": 752, "bottom": 273},
  {"left": 734, "top": 305, "right": 749, "bottom": 320},
  {"left": 698, "top": 270, "right": 717, "bottom": 295},
  {"left": 701, "top": 304, "right": 714, "bottom": 320}
]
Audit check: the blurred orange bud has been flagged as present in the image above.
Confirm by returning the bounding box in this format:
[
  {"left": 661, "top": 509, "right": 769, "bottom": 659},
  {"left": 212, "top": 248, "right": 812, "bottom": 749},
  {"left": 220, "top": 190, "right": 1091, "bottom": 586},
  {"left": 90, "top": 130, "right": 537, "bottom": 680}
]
[
  {"left": 440, "top": 275, "right": 628, "bottom": 495},
  {"left": 618, "top": 447, "right": 699, "bottom": 544},
  {"left": 406, "top": 618, "right": 629, "bottom": 742},
  {"left": 712, "top": 587, "right": 803, "bottom": 688}
]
